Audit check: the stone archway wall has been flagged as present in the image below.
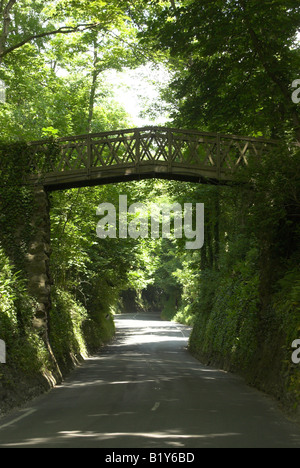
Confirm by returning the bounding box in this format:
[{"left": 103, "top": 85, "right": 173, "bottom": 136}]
[
  {"left": 25, "top": 185, "right": 62, "bottom": 381},
  {"left": 26, "top": 186, "right": 52, "bottom": 336}
]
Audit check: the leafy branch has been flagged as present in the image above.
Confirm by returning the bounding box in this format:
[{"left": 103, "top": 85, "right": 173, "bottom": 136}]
[{"left": 0, "top": 21, "right": 105, "bottom": 62}]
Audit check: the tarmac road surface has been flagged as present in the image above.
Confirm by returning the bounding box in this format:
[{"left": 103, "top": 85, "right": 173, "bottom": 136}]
[{"left": 0, "top": 313, "right": 300, "bottom": 448}]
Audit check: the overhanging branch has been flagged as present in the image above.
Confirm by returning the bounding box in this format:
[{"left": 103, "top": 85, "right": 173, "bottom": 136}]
[{"left": 0, "top": 22, "right": 103, "bottom": 59}]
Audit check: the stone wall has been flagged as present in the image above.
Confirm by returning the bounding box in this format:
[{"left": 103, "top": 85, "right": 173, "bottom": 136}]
[{"left": 26, "top": 186, "right": 52, "bottom": 338}]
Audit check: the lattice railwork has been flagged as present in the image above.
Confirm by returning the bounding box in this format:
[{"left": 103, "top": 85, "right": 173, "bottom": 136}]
[{"left": 23, "top": 127, "right": 279, "bottom": 189}]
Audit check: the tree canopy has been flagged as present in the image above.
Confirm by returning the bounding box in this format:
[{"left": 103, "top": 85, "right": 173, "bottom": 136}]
[{"left": 139, "top": 0, "right": 300, "bottom": 139}]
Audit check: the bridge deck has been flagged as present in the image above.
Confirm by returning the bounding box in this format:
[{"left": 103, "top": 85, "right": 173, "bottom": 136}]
[{"left": 22, "top": 127, "right": 279, "bottom": 190}]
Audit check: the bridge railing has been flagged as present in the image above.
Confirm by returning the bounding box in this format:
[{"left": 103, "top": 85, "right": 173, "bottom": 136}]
[{"left": 6, "top": 127, "right": 279, "bottom": 187}]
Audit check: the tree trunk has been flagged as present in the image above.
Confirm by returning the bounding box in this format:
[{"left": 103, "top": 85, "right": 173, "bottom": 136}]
[
  {"left": 0, "top": 0, "right": 17, "bottom": 63},
  {"left": 87, "top": 41, "right": 101, "bottom": 134}
]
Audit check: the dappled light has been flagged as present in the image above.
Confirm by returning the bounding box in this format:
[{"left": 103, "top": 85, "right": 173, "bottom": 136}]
[
  {"left": 2, "top": 430, "right": 242, "bottom": 449},
  {"left": 1, "top": 314, "right": 300, "bottom": 448}
]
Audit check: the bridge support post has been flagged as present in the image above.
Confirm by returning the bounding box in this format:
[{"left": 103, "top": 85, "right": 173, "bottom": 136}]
[
  {"left": 25, "top": 185, "right": 62, "bottom": 381},
  {"left": 26, "top": 185, "right": 52, "bottom": 336}
]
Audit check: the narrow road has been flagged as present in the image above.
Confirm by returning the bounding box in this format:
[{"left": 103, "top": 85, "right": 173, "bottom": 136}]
[{"left": 0, "top": 313, "right": 300, "bottom": 448}]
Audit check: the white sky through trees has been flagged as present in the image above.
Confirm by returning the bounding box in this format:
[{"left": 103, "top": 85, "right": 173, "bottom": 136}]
[{"left": 104, "top": 63, "right": 172, "bottom": 127}]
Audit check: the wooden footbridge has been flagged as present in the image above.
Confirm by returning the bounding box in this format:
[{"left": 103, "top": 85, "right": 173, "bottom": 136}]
[{"left": 23, "top": 127, "right": 278, "bottom": 190}]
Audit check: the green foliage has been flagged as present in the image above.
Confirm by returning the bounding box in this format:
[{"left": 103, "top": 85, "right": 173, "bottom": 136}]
[
  {"left": 190, "top": 255, "right": 260, "bottom": 370},
  {"left": 49, "top": 288, "right": 88, "bottom": 370},
  {"left": 0, "top": 246, "right": 23, "bottom": 342},
  {"left": 187, "top": 145, "right": 300, "bottom": 408},
  {"left": 0, "top": 244, "right": 49, "bottom": 374},
  {"left": 273, "top": 268, "right": 300, "bottom": 404},
  {"left": 141, "top": 0, "right": 300, "bottom": 139},
  {"left": 0, "top": 0, "right": 146, "bottom": 139}
]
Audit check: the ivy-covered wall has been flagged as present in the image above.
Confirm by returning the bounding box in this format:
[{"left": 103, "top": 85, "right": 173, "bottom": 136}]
[
  {"left": 0, "top": 143, "right": 53, "bottom": 337},
  {"left": 187, "top": 146, "right": 300, "bottom": 417},
  {"left": 0, "top": 142, "right": 115, "bottom": 414}
]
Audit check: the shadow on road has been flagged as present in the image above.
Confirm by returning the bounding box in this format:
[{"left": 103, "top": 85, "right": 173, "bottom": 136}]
[{"left": 0, "top": 313, "right": 300, "bottom": 448}]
